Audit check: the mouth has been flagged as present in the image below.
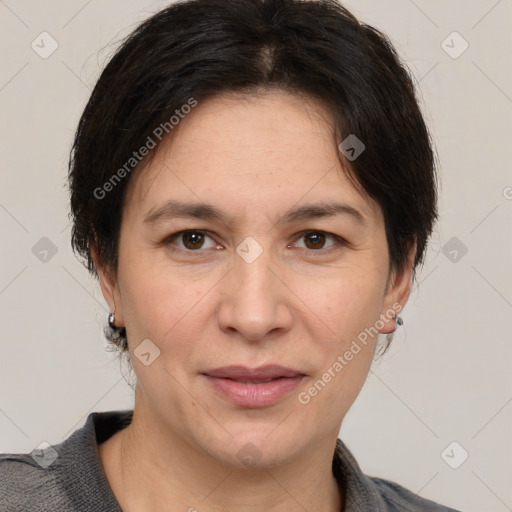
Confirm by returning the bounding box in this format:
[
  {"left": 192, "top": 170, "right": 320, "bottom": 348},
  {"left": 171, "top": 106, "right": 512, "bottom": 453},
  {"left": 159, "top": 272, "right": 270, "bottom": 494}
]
[
  {"left": 201, "top": 365, "right": 306, "bottom": 408},
  {"left": 202, "top": 364, "right": 305, "bottom": 381},
  {"left": 222, "top": 377, "right": 284, "bottom": 384}
]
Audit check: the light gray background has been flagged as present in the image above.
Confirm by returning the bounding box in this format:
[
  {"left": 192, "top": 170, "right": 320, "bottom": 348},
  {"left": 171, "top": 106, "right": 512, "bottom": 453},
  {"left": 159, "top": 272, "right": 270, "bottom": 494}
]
[{"left": 1, "top": 1, "right": 511, "bottom": 511}]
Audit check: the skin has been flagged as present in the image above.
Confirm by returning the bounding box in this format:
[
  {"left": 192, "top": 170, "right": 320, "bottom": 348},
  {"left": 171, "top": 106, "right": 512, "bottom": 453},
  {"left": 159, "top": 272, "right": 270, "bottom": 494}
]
[{"left": 95, "top": 90, "right": 414, "bottom": 512}]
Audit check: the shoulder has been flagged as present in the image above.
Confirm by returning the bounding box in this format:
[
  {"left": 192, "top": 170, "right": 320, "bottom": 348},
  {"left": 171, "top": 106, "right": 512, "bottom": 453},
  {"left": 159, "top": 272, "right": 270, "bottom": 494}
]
[
  {"left": 369, "top": 475, "right": 462, "bottom": 512},
  {"left": 333, "top": 438, "right": 462, "bottom": 512},
  {"left": 0, "top": 452, "right": 65, "bottom": 511},
  {"left": 0, "top": 410, "right": 131, "bottom": 512}
]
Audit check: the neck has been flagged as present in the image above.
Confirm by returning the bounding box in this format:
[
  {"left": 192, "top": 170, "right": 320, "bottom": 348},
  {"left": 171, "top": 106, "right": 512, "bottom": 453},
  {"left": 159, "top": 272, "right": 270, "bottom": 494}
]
[{"left": 99, "top": 405, "right": 342, "bottom": 512}]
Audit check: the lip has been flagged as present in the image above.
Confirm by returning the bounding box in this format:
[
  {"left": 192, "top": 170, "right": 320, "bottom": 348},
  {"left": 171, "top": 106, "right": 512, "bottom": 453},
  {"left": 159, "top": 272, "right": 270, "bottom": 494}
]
[
  {"left": 202, "top": 365, "right": 306, "bottom": 408},
  {"left": 203, "top": 364, "right": 303, "bottom": 380}
]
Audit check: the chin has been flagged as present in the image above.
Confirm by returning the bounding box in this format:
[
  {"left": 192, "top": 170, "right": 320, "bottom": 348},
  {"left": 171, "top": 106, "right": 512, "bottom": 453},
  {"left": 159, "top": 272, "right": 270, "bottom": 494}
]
[{"left": 203, "top": 429, "right": 302, "bottom": 470}]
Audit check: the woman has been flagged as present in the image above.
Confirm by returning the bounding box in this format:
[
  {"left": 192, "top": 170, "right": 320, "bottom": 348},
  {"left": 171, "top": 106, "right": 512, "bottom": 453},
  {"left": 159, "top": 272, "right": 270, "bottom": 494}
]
[{"left": 0, "top": 0, "right": 461, "bottom": 510}]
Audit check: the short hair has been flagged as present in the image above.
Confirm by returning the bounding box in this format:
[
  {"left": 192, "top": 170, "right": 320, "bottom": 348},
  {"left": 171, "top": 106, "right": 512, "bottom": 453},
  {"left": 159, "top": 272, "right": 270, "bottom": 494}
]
[{"left": 68, "top": 0, "right": 438, "bottom": 353}]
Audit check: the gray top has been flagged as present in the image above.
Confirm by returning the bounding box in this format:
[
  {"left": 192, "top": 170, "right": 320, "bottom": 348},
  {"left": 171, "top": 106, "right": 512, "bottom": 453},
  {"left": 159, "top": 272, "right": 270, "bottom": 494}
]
[{"left": 0, "top": 410, "right": 461, "bottom": 511}]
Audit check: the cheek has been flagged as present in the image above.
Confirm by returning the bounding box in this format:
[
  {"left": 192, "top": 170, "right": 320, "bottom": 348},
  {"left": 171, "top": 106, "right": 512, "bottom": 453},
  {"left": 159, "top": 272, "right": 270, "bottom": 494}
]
[
  {"left": 293, "top": 273, "right": 383, "bottom": 424},
  {"left": 295, "top": 265, "right": 386, "bottom": 344},
  {"left": 119, "top": 258, "right": 218, "bottom": 352}
]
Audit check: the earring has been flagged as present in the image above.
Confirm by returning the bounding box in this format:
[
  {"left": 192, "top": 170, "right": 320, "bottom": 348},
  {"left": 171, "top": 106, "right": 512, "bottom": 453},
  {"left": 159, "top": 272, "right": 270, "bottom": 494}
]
[
  {"left": 108, "top": 312, "right": 116, "bottom": 329},
  {"left": 394, "top": 314, "right": 404, "bottom": 327}
]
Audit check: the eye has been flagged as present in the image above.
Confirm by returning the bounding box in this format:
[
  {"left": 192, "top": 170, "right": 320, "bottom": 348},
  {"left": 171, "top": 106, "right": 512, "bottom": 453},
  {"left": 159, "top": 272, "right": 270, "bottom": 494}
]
[
  {"left": 292, "top": 231, "right": 345, "bottom": 251},
  {"left": 164, "top": 230, "right": 220, "bottom": 252},
  {"left": 163, "top": 229, "right": 347, "bottom": 254}
]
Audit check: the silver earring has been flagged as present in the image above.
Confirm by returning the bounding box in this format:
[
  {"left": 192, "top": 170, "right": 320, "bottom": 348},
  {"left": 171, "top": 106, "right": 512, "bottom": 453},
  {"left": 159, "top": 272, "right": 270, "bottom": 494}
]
[
  {"left": 108, "top": 312, "right": 116, "bottom": 329},
  {"left": 394, "top": 314, "right": 403, "bottom": 327}
]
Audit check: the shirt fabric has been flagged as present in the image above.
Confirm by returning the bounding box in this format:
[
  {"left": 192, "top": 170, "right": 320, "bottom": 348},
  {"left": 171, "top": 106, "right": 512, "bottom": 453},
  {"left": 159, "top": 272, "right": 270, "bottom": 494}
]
[{"left": 0, "top": 410, "right": 461, "bottom": 511}]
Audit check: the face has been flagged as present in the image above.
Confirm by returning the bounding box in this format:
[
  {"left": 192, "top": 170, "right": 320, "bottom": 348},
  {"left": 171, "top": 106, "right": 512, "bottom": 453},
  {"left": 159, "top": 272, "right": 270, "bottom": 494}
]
[{"left": 97, "top": 90, "right": 412, "bottom": 468}]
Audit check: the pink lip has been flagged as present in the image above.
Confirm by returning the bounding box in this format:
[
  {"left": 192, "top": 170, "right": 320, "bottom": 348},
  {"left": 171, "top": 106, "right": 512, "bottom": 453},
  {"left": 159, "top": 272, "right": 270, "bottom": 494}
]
[{"left": 202, "top": 365, "right": 306, "bottom": 408}]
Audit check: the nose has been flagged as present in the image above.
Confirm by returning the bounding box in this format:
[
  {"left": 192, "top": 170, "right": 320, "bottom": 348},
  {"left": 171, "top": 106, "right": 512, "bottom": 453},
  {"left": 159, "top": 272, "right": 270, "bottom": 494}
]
[{"left": 216, "top": 246, "right": 293, "bottom": 342}]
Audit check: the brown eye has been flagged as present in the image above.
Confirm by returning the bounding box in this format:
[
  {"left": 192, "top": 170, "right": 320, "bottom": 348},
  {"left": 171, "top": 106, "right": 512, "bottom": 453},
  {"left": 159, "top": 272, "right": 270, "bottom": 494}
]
[
  {"left": 304, "top": 232, "right": 326, "bottom": 250},
  {"left": 165, "top": 230, "right": 217, "bottom": 252},
  {"left": 181, "top": 231, "right": 205, "bottom": 250},
  {"left": 293, "top": 231, "right": 344, "bottom": 252}
]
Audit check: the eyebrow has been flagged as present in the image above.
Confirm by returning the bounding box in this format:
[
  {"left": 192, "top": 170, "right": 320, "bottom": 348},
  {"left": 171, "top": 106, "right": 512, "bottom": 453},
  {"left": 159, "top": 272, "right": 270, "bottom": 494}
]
[{"left": 143, "top": 199, "right": 367, "bottom": 227}]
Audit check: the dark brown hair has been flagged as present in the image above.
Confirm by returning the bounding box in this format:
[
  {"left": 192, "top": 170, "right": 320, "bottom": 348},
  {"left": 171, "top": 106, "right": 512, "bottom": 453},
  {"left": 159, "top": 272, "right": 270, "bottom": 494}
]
[{"left": 68, "top": 0, "right": 438, "bottom": 353}]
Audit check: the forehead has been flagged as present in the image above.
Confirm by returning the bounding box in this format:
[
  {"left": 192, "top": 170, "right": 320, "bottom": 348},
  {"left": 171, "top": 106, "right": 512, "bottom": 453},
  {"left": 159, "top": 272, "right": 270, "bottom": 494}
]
[{"left": 123, "top": 90, "right": 380, "bottom": 224}]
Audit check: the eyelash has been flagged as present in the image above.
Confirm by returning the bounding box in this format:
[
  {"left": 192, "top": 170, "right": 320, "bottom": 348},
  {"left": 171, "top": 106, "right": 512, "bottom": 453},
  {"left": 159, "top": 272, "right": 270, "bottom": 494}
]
[{"left": 162, "top": 229, "right": 348, "bottom": 255}]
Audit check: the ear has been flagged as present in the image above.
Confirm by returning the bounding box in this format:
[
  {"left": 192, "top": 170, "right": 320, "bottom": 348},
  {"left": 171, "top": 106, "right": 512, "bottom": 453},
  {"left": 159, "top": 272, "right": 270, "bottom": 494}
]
[
  {"left": 91, "top": 246, "right": 125, "bottom": 329},
  {"left": 378, "top": 244, "right": 416, "bottom": 335}
]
